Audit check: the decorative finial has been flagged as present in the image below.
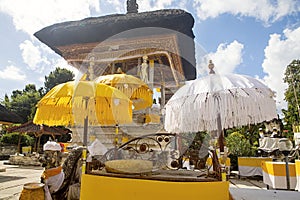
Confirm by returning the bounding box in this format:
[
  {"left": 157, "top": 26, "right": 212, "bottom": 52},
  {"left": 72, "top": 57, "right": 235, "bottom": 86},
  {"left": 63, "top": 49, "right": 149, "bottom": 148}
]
[
  {"left": 127, "top": 0, "right": 138, "bottom": 13},
  {"left": 208, "top": 60, "right": 215, "bottom": 74}
]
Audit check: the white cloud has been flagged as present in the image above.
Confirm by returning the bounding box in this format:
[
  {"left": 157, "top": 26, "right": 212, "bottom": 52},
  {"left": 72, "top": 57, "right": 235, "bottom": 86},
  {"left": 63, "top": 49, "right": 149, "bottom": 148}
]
[
  {"left": 34, "top": 58, "right": 79, "bottom": 86},
  {"left": 193, "top": 0, "right": 299, "bottom": 24},
  {"left": 197, "top": 40, "right": 244, "bottom": 76},
  {"left": 262, "top": 26, "right": 300, "bottom": 113},
  {"left": 52, "top": 58, "right": 79, "bottom": 78},
  {"left": 0, "top": 0, "right": 100, "bottom": 35},
  {"left": 137, "top": 0, "right": 176, "bottom": 12},
  {"left": 0, "top": 65, "right": 26, "bottom": 80},
  {"left": 19, "top": 40, "right": 50, "bottom": 72},
  {"left": 106, "top": 0, "right": 124, "bottom": 13}
]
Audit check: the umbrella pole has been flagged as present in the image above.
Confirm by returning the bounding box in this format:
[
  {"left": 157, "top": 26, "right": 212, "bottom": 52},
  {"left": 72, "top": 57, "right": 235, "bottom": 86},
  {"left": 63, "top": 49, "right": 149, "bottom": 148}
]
[
  {"left": 83, "top": 116, "right": 88, "bottom": 146},
  {"left": 115, "top": 124, "right": 119, "bottom": 147},
  {"left": 82, "top": 115, "right": 88, "bottom": 175},
  {"left": 217, "top": 113, "right": 224, "bottom": 152}
]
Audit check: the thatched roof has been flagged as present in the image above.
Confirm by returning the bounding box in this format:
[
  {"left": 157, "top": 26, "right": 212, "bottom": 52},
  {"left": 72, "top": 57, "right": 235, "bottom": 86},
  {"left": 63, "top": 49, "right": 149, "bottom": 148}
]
[
  {"left": 0, "top": 105, "right": 23, "bottom": 124},
  {"left": 35, "top": 9, "right": 194, "bottom": 49},
  {"left": 34, "top": 9, "right": 196, "bottom": 80},
  {"left": 7, "top": 121, "right": 71, "bottom": 137}
]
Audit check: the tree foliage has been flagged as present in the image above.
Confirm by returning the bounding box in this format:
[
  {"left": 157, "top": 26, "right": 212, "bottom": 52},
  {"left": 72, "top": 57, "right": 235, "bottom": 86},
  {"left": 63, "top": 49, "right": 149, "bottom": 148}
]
[
  {"left": 1, "top": 67, "right": 75, "bottom": 123},
  {"left": 0, "top": 132, "right": 34, "bottom": 146},
  {"left": 44, "top": 67, "right": 74, "bottom": 94},
  {"left": 282, "top": 59, "right": 300, "bottom": 129},
  {"left": 3, "top": 84, "right": 41, "bottom": 123},
  {"left": 225, "top": 131, "right": 255, "bottom": 157}
]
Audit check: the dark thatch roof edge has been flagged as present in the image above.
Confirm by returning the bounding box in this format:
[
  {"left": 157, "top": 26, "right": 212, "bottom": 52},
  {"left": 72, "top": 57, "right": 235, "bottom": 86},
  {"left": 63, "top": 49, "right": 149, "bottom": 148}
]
[
  {"left": 34, "top": 9, "right": 197, "bottom": 80},
  {"left": 34, "top": 9, "right": 195, "bottom": 51},
  {"left": 0, "top": 105, "right": 23, "bottom": 124}
]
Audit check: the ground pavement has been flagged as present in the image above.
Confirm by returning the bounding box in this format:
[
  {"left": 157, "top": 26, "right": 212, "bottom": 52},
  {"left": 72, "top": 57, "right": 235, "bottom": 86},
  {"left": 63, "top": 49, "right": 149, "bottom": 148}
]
[{"left": 1, "top": 161, "right": 300, "bottom": 200}]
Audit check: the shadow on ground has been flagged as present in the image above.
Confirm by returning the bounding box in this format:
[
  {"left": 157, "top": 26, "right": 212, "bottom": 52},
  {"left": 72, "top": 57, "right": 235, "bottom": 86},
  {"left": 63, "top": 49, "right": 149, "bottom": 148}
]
[{"left": 0, "top": 175, "right": 25, "bottom": 183}]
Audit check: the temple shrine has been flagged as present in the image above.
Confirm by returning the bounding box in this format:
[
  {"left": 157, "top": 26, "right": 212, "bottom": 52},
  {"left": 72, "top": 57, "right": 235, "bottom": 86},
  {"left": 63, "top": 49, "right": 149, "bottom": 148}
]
[
  {"left": 33, "top": 1, "right": 230, "bottom": 199},
  {"left": 34, "top": 1, "right": 197, "bottom": 145}
]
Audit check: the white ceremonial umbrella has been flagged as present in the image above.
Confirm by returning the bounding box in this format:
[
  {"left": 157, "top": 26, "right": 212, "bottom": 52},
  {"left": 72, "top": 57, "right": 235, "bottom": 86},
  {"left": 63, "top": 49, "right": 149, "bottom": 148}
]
[{"left": 164, "top": 62, "right": 278, "bottom": 134}]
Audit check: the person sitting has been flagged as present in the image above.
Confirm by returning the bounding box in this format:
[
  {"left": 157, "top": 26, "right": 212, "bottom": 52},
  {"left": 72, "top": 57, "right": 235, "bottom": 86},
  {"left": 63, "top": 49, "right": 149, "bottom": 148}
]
[{"left": 40, "top": 141, "right": 64, "bottom": 200}]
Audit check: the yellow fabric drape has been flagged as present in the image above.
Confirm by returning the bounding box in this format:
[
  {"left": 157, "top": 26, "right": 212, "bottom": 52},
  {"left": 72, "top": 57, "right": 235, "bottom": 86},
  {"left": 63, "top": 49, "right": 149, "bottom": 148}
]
[
  {"left": 95, "top": 74, "right": 153, "bottom": 110},
  {"left": 33, "top": 81, "right": 132, "bottom": 126}
]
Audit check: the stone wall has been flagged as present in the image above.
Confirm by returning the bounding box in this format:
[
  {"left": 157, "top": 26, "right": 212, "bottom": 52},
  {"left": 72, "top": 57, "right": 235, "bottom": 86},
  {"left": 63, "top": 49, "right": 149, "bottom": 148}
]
[{"left": 0, "top": 144, "right": 17, "bottom": 159}]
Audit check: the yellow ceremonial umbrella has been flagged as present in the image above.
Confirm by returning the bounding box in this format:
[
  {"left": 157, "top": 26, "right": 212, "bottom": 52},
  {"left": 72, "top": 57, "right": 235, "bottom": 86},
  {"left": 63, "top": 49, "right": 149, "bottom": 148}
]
[
  {"left": 95, "top": 74, "right": 153, "bottom": 110},
  {"left": 33, "top": 80, "right": 133, "bottom": 146}
]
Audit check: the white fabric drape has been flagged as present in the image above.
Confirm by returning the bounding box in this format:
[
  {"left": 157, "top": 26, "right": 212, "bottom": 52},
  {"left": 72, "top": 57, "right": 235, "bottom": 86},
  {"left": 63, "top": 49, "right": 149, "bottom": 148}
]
[
  {"left": 165, "top": 73, "right": 277, "bottom": 133},
  {"left": 44, "top": 170, "right": 64, "bottom": 200}
]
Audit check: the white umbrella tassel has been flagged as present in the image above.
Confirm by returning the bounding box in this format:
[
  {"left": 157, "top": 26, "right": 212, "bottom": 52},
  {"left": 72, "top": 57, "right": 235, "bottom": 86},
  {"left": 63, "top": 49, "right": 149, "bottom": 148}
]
[{"left": 165, "top": 87, "right": 277, "bottom": 133}]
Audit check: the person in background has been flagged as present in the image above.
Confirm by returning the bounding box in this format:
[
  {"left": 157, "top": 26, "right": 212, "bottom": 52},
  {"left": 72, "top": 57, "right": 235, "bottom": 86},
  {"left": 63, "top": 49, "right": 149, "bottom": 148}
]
[
  {"left": 259, "top": 128, "right": 265, "bottom": 138},
  {"left": 59, "top": 142, "right": 65, "bottom": 153},
  {"left": 270, "top": 127, "right": 279, "bottom": 138}
]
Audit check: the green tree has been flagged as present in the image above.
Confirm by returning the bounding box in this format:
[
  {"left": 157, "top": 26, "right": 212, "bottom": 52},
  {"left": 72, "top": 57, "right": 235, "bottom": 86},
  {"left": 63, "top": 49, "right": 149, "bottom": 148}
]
[
  {"left": 1, "top": 67, "right": 75, "bottom": 123},
  {"left": 44, "top": 67, "right": 74, "bottom": 93},
  {"left": 8, "top": 84, "right": 41, "bottom": 122},
  {"left": 282, "top": 59, "right": 300, "bottom": 130},
  {"left": 3, "top": 94, "right": 10, "bottom": 108}
]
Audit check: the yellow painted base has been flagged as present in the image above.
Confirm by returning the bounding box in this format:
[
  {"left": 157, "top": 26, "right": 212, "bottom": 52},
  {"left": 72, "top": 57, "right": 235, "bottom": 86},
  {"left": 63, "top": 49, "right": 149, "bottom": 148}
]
[{"left": 80, "top": 174, "right": 229, "bottom": 200}]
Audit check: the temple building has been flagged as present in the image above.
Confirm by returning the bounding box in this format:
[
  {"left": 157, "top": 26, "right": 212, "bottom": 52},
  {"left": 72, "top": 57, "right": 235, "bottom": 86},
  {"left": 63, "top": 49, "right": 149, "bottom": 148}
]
[{"left": 34, "top": 1, "right": 197, "bottom": 146}]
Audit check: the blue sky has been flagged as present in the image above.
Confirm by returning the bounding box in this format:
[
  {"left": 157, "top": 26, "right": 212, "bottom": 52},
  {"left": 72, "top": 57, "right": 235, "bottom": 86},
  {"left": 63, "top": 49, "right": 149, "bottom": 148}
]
[{"left": 0, "top": 0, "right": 299, "bottom": 115}]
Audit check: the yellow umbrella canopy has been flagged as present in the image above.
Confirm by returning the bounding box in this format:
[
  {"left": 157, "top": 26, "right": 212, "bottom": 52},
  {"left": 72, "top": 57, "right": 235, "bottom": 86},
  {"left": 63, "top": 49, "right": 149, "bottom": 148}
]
[
  {"left": 95, "top": 74, "right": 153, "bottom": 110},
  {"left": 33, "top": 81, "right": 132, "bottom": 127}
]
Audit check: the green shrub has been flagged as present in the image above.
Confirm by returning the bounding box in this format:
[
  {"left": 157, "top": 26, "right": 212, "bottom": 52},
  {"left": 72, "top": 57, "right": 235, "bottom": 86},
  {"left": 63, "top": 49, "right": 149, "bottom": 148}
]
[
  {"left": 0, "top": 132, "right": 34, "bottom": 146},
  {"left": 225, "top": 131, "right": 256, "bottom": 170},
  {"left": 225, "top": 131, "right": 255, "bottom": 157}
]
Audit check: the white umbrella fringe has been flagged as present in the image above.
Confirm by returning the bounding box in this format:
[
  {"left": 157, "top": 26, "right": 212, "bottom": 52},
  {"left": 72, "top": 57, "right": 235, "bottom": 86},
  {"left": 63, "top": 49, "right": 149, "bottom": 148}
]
[{"left": 165, "top": 87, "right": 276, "bottom": 133}]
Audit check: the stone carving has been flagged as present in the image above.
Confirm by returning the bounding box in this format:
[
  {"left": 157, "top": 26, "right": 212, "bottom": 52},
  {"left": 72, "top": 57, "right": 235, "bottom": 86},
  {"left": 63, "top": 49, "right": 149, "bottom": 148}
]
[
  {"left": 140, "top": 55, "right": 149, "bottom": 83},
  {"left": 127, "top": 0, "right": 138, "bottom": 13}
]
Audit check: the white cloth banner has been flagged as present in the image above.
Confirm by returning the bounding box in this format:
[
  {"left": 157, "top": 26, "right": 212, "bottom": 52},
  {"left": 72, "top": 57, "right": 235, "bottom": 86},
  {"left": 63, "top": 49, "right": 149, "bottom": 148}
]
[
  {"left": 239, "top": 166, "right": 263, "bottom": 177},
  {"left": 263, "top": 171, "right": 297, "bottom": 190}
]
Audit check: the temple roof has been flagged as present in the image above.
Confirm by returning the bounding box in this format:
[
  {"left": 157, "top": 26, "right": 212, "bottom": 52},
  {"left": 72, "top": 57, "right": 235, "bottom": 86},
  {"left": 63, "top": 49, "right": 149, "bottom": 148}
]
[
  {"left": 0, "top": 105, "right": 23, "bottom": 124},
  {"left": 7, "top": 121, "right": 71, "bottom": 137},
  {"left": 35, "top": 9, "right": 194, "bottom": 50},
  {"left": 34, "top": 9, "right": 196, "bottom": 81}
]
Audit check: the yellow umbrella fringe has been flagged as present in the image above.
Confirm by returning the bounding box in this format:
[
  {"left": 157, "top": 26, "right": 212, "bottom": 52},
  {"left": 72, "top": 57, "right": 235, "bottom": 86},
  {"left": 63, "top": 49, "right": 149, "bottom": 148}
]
[
  {"left": 34, "top": 81, "right": 133, "bottom": 126},
  {"left": 96, "top": 74, "right": 153, "bottom": 110},
  {"left": 34, "top": 98, "right": 132, "bottom": 126}
]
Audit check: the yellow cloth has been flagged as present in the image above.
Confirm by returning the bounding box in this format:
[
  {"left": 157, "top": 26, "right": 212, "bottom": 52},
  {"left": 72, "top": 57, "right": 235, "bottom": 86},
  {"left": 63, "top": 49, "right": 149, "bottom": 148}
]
[
  {"left": 95, "top": 74, "right": 153, "bottom": 110},
  {"left": 261, "top": 161, "right": 296, "bottom": 176},
  {"left": 238, "top": 157, "right": 272, "bottom": 167},
  {"left": 206, "top": 157, "right": 230, "bottom": 166},
  {"left": 42, "top": 166, "right": 62, "bottom": 180},
  {"left": 33, "top": 81, "right": 132, "bottom": 126}
]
